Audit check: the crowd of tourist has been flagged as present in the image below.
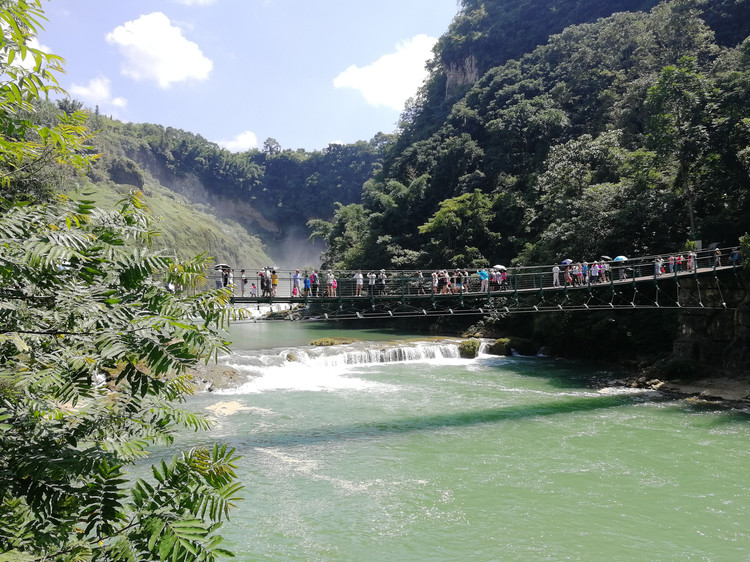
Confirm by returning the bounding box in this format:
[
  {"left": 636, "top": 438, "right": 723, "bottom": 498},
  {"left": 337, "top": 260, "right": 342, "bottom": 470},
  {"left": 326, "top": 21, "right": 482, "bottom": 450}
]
[
  {"left": 213, "top": 247, "right": 742, "bottom": 298},
  {"left": 551, "top": 247, "right": 741, "bottom": 288}
]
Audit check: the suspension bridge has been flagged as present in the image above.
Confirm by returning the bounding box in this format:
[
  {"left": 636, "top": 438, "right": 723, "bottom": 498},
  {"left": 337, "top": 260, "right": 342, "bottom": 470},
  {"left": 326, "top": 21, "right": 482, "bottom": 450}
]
[{"left": 220, "top": 248, "right": 744, "bottom": 321}]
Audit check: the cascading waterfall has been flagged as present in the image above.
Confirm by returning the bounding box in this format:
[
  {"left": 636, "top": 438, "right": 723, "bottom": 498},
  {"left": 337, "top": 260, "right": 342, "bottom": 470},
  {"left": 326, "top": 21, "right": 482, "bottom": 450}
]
[{"left": 216, "top": 339, "right": 492, "bottom": 394}]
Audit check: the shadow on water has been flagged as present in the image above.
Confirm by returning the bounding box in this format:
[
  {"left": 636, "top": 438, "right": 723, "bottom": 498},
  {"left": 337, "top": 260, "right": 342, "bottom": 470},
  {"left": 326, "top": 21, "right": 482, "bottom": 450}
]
[
  {"left": 488, "top": 354, "right": 627, "bottom": 392},
  {"left": 658, "top": 400, "right": 750, "bottom": 423},
  {"left": 231, "top": 393, "right": 659, "bottom": 451},
  {"left": 141, "top": 392, "right": 750, "bottom": 468}
]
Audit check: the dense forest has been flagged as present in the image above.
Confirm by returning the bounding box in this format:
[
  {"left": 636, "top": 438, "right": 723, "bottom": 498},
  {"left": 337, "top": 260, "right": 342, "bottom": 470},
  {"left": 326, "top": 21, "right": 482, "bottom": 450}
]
[{"left": 309, "top": 0, "right": 750, "bottom": 270}]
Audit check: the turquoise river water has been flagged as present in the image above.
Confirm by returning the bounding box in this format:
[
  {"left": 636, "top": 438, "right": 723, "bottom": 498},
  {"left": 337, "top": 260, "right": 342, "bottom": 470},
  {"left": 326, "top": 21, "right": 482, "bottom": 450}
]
[{"left": 168, "top": 321, "right": 750, "bottom": 561}]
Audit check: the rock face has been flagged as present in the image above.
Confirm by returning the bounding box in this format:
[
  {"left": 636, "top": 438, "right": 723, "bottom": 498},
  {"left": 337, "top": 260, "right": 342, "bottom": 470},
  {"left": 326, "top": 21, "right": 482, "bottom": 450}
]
[
  {"left": 130, "top": 147, "right": 280, "bottom": 236},
  {"left": 187, "top": 363, "right": 244, "bottom": 392},
  {"left": 670, "top": 269, "right": 750, "bottom": 375},
  {"left": 445, "top": 55, "right": 480, "bottom": 97}
]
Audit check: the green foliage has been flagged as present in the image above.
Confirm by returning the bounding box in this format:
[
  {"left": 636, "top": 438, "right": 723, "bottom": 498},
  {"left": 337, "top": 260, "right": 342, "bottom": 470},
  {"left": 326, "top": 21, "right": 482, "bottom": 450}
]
[
  {"left": 0, "top": 1, "right": 96, "bottom": 202},
  {"left": 740, "top": 233, "right": 750, "bottom": 270},
  {"left": 72, "top": 177, "right": 272, "bottom": 270},
  {"left": 418, "top": 190, "right": 501, "bottom": 267},
  {"left": 313, "top": 1, "right": 750, "bottom": 270},
  {"left": 105, "top": 156, "right": 145, "bottom": 188},
  {"left": 0, "top": 8, "right": 244, "bottom": 554},
  {"left": 458, "top": 339, "right": 480, "bottom": 358},
  {"left": 86, "top": 122, "right": 393, "bottom": 251},
  {"left": 487, "top": 338, "right": 512, "bottom": 356},
  {"left": 0, "top": 193, "right": 244, "bottom": 560},
  {"left": 683, "top": 239, "right": 698, "bottom": 251}
]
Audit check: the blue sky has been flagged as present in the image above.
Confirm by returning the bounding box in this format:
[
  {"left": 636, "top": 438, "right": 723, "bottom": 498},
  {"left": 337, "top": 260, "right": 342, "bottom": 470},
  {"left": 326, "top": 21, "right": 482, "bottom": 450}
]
[{"left": 36, "top": 0, "right": 460, "bottom": 151}]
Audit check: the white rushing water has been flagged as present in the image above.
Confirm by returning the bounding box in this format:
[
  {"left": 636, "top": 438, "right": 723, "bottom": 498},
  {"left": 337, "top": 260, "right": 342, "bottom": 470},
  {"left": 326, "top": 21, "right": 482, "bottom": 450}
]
[{"left": 217, "top": 339, "right": 487, "bottom": 394}]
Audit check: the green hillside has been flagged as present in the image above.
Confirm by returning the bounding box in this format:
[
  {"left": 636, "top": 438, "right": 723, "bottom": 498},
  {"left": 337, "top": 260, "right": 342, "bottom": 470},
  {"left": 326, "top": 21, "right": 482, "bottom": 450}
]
[
  {"left": 65, "top": 173, "right": 271, "bottom": 271},
  {"left": 64, "top": 114, "right": 391, "bottom": 268},
  {"left": 311, "top": 0, "right": 750, "bottom": 269}
]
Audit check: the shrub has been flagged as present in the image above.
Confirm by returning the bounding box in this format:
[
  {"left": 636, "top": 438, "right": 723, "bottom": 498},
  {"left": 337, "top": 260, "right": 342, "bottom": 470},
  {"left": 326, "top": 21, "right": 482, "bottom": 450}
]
[
  {"left": 487, "top": 338, "right": 512, "bottom": 356},
  {"left": 458, "top": 339, "right": 480, "bottom": 358}
]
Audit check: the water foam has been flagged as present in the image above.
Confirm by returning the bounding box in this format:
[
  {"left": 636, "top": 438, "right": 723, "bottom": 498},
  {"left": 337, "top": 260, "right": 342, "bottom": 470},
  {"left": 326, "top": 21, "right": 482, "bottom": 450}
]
[{"left": 216, "top": 340, "right": 477, "bottom": 395}]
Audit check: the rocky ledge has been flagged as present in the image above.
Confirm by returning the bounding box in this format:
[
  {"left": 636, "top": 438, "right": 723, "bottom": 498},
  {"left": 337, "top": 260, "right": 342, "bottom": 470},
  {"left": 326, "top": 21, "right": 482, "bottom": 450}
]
[
  {"left": 612, "top": 372, "right": 750, "bottom": 406},
  {"left": 187, "top": 362, "right": 244, "bottom": 392}
]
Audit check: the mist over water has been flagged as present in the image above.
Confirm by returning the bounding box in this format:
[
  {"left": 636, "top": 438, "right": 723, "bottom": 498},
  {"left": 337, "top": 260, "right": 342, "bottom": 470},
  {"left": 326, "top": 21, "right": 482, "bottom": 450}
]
[
  {"left": 265, "top": 226, "right": 325, "bottom": 270},
  {"left": 177, "top": 322, "right": 750, "bottom": 560}
]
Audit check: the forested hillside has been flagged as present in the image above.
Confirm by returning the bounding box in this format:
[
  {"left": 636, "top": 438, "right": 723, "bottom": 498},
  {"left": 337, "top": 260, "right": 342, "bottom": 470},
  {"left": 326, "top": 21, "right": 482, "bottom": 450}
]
[
  {"left": 310, "top": 0, "right": 750, "bottom": 270},
  {"left": 73, "top": 114, "right": 391, "bottom": 267}
]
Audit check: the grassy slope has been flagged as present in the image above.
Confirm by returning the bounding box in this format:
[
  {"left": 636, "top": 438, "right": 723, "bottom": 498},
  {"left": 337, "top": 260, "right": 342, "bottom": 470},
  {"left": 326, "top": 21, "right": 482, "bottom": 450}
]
[{"left": 66, "top": 171, "right": 273, "bottom": 272}]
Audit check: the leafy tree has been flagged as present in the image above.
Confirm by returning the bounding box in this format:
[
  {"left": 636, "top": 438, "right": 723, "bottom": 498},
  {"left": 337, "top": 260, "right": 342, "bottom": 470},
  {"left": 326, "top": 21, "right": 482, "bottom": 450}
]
[
  {"left": 418, "top": 189, "right": 501, "bottom": 267},
  {"left": 56, "top": 97, "right": 84, "bottom": 116},
  {"left": 646, "top": 56, "right": 716, "bottom": 238},
  {"left": 0, "top": 3, "right": 242, "bottom": 559},
  {"left": 0, "top": 2, "right": 92, "bottom": 202},
  {"left": 0, "top": 193, "right": 243, "bottom": 560},
  {"left": 308, "top": 203, "right": 371, "bottom": 268},
  {"left": 262, "top": 138, "right": 281, "bottom": 155}
]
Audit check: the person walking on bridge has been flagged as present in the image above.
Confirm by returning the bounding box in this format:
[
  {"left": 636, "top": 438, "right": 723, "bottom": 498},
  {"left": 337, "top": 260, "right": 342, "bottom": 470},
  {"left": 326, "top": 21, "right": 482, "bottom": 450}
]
[
  {"left": 552, "top": 264, "right": 560, "bottom": 287},
  {"left": 378, "top": 269, "right": 387, "bottom": 295},
  {"left": 416, "top": 271, "right": 425, "bottom": 294},
  {"left": 479, "top": 268, "right": 489, "bottom": 293},
  {"left": 271, "top": 269, "right": 278, "bottom": 296},
  {"left": 353, "top": 270, "right": 364, "bottom": 296}
]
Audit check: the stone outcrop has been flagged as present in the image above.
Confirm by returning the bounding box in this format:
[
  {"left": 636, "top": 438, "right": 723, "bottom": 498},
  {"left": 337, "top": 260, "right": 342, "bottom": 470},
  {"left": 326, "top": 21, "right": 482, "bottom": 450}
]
[
  {"left": 445, "top": 55, "right": 480, "bottom": 98},
  {"left": 187, "top": 363, "right": 244, "bottom": 392},
  {"left": 129, "top": 147, "right": 281, "bottom": 236}
]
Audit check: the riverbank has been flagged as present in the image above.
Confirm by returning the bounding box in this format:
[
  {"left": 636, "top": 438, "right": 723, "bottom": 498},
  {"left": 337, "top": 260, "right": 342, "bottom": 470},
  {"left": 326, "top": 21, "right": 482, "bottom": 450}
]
[{"left": 611, "top": 371, "right": 750, "bottom": 406}]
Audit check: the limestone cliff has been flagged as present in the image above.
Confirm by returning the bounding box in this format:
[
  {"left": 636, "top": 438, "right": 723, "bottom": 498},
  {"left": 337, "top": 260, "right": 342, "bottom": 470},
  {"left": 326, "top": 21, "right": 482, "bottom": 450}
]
[
  {"left": 128, "top": 147, "right": 281, "bottom": 236},
  {"left": 444, "top": 55, "right": 480, "bottom": 98}
]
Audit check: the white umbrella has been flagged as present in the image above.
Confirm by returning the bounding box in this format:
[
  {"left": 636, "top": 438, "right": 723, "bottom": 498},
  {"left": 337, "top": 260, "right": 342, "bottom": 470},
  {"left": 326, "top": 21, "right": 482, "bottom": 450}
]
[
  {"left": 492, "top": 265, "right": 507, "bottom": 271},
  {"left": 214, "top": 263, "right": 231, "bottom": 270},
  {"left": 561, "top": 259, "right": 573, "bottom": 264},
  {"left": 601, "top": 255, "right": 612, "bottom": 261}
]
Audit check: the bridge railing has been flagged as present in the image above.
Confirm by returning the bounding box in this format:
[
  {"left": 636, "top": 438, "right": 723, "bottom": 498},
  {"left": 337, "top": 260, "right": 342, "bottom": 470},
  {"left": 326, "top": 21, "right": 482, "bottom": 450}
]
[{"left": 204, "top": 246, "right": 741, "bottom": 299}]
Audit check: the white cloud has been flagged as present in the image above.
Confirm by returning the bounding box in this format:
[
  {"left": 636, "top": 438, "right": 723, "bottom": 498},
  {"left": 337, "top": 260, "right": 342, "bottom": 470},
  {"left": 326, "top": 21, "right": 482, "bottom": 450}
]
[
  {"left": 333, "top": 34, "right": 437, "bottom": 111},
  {"left": 217, "top": 130, "right": 259, "bottom": 152},
  {"left": 105, "top": 12, "right": 213, "bottom": 89},
  {"left": 69, "top": 77, "right": 127, "bottom": 109}
]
